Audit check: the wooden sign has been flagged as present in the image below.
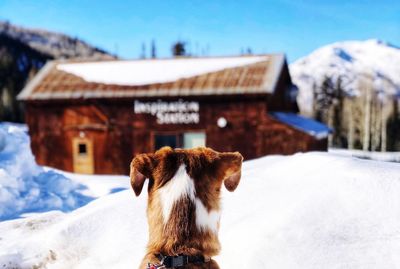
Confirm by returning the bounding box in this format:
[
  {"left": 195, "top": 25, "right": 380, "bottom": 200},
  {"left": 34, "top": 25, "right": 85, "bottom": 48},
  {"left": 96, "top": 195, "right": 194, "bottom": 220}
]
[{"left": 134, "top": 99, "right": 200, "bottom": 124}]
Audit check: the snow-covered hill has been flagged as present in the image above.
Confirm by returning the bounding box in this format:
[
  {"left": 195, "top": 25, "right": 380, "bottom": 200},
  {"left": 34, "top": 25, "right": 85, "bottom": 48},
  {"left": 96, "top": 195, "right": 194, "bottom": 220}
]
[
  {"left": 1, "top": 139, "right": 400, "bottom": 268},
  {"left": 0, "top": 21, "right": 115, "bottom": 59},
  {"left": 290, "top": 39, "right": 400, "bottom": 115}
]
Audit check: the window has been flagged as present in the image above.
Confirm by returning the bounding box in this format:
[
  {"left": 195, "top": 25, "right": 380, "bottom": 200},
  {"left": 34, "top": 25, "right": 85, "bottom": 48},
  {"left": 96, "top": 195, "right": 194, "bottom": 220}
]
[
  {"left": 155, "top": 134, "right": 179, "bottom": 150},
  {"left": 78, "top": 143, "right": 87, "bottom": 155},
  {"left": 183, "top": 132, "right": 205, "bottom": 148},
  {"left": 154, "top": 132, "right": 206, "bottom": 150}
]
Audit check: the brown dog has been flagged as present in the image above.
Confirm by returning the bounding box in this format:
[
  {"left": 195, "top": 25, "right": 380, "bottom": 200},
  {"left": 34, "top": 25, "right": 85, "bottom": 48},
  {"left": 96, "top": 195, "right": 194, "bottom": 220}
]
[{"left": 130, "top": 147, "right": 243, "bottom": 269}]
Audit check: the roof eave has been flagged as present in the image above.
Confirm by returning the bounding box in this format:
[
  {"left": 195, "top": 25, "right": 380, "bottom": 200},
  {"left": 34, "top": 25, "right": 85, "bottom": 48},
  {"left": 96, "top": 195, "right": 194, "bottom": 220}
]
[
  {"left": 24, "top": 87, "right": 269, "bottom": 101},
  {"left": 17, "top": 61, "right": 56, "bottom": 101},
  {"left": 262, "top": 53, "right": 286, "bottom": 94}
]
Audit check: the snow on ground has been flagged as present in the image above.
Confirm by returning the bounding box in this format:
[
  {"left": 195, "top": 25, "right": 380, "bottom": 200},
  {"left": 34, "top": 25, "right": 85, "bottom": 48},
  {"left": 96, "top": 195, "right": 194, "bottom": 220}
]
[
  {"left": 44, "top": 167, "right": 129, "bottom": 197},
  {"left": 1, "top": 152, "right": 400, "bottom": 268},
  {"left": 0, "top": 123, "right": 129, "bottom": 221},
  {"left": 1, "top": 122, "right": 400, "bottom": 268},
  {"left": 330, "top": 148, "right": 400, "bottom": 163}
]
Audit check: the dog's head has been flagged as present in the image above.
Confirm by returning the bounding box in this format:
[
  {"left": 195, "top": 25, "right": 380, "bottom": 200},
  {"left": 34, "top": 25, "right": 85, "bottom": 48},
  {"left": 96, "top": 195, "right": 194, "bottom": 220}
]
[{"left": 130, "top": 147, "right": 243, "bottom": 240}]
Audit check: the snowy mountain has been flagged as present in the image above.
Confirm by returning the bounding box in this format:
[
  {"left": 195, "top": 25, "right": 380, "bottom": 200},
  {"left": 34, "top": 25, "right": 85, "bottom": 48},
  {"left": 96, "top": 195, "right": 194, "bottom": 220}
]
[
  {"left": 0, "top": 21, "right": 115, "bottom": 59},
  {"left": 290, "top": 39, "right": 400, "bottom": 115},
  {"left": 1, "top": 123, "right": 400, "bottom": 268}
]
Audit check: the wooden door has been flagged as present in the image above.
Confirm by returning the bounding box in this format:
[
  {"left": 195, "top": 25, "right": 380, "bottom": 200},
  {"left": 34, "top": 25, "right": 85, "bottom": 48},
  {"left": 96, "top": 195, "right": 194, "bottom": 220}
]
[{"left": 72, "top": 137, "right": 94, "bottom": 174}]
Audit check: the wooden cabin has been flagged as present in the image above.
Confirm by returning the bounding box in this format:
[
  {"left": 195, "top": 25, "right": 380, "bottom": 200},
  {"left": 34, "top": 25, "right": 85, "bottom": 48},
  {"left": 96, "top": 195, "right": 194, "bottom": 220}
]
[{"left": 18, "top": 55, "right": 330, "bottom": 175}]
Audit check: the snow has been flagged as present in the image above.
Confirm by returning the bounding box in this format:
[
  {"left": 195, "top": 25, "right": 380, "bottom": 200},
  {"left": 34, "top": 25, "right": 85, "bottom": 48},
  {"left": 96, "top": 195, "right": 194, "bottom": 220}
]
[
  {"left": 1, "top": 123, "right": 400, "bottom": 268},
  {"left": 57, "top": 56, "right": 269, "bottom": 86},
  {"left": 290, "top": 39, "right": 400, "bottom": 115},
  {"left": 270, "top": 112, "right": 331, "bottom": 139},
  {"left": 45, "top": 167, "right": 129, "bottom": 197},
  {"left": 0, "top": 123, "right": 128, "bottom": 221},
  {"left": 1, "top": 149, "right": 400, "bottom": 268},
  {"left": 329, "top": 148, "right": 400, "bottom": 163}
]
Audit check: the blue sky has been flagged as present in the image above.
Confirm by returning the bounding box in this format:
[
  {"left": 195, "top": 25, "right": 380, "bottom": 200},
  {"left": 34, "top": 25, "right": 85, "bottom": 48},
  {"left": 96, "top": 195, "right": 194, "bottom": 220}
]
[{"left": 1, "top": 0, "right": 399, "bottom": 62}]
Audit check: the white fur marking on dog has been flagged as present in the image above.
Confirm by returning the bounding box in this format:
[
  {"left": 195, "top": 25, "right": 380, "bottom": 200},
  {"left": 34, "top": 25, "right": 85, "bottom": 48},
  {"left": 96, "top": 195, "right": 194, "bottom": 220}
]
[
  {"left": 195, "top": 198, "right": 221, "bottom": 234},
  {"left": 158, "top": 164, "right": 196, "bottom": 223}
]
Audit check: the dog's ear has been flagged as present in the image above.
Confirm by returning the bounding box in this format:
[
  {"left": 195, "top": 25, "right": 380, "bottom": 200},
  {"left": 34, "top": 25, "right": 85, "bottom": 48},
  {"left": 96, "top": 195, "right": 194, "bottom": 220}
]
[
  {"left": 130, "top": 153, "right": 155, "bottom": 196},
  {"left": 218, "top": 152, "right": 243, "bottom": 192}
]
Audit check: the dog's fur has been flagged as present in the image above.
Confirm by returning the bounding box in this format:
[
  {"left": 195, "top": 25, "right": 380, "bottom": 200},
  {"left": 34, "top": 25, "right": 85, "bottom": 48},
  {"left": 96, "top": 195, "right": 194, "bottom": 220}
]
[{"left": 130, "top": 147, "right": 243, "bottom": 269}]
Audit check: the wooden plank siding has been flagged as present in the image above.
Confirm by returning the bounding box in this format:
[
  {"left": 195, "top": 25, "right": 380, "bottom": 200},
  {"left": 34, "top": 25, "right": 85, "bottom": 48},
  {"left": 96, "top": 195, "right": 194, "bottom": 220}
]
[{"left": 25, "top": 94, "right": 326, "bottom": 175}]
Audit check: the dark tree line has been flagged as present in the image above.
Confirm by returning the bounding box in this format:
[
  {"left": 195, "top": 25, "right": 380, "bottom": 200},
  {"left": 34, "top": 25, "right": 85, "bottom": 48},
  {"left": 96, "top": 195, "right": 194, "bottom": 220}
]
[
  {"left": 140, "top": 40, "right": 217, "bottom": 58},
  {"left": 0, "top": 34, "right": 52, "bottom": 122}
]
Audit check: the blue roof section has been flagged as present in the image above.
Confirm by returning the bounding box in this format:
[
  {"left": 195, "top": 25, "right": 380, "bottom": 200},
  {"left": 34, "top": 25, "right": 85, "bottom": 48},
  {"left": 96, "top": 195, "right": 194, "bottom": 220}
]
[{"left": 270, "top": 112, "right": 332, "bottom": 139}]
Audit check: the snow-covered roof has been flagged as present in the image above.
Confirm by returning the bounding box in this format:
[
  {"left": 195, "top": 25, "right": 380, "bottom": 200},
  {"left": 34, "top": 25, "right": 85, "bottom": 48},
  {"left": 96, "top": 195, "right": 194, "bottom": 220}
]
[
  {"left": 270, "top": 112, "right": 332, "bottom": 139},
  {"left": 18, "top": 54, "right": 286, "bottom": 100},
  {"left": 57, "top": 56, "right": 267, "bottom": 86}
]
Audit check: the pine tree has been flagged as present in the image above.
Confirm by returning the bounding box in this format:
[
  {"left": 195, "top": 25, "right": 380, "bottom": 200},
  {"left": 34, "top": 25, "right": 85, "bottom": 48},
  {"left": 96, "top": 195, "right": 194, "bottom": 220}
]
[
  {"left": 332, "top": 77, "right": 345, "bottom": 147},
  {"left": 151, "top": 40, "right": 156, "bottom": 59},
  {"left": 315, "top": 76, "right": 334, "bottom": 123},
  {"left": 172, "top": 41, "right": 186, "bottom": 57}
]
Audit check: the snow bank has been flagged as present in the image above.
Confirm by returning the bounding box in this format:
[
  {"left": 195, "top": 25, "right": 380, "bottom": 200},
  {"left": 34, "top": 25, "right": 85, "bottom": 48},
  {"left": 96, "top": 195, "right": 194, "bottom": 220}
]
[
  {"left": 0, "top": 123, "right": 93, "bottom": 220},
  {"left": 329, "top": 148, "right": 400, "bottom": 163},
  {"left": 45, "top": 167, "right": 130, "bottom": 197},
  {"left": 1, "top": 152, "right": 400, "bottom": 268}
]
